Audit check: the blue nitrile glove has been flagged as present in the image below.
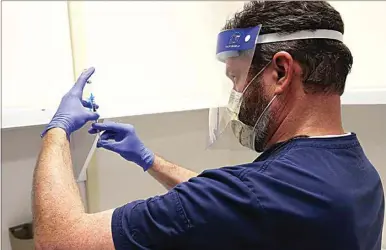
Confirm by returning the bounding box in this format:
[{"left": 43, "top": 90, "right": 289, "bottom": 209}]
[
  {"left": 88, "top": 121, "right": 155, "bottom": 171},
  {"left": 41, "top": 67, "right": 100, "bottom": 139}
]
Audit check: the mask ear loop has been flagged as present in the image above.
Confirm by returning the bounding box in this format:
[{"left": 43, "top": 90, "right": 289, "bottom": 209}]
[
  {"left": 231, "top": 60, "right": 272, "bottom": 123},
  {"left": 250, "top": 94, "right": 277, "bottom": 150},
  {"left": 242, "top": 60, "right": 272, "bottom": 95},
  {"left": 234, "top": 60, "right": 273, "bottom": 119},
  {"left": 243, "top": 61, "right": 276, "bottom": 150},
  {"left": 236, "top": 60, "right": 272, "bottom": 123}
]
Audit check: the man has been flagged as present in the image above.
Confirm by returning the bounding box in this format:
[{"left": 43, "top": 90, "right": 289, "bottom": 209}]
[{"left": 33, "top": 1, "right": 384, "bottom": 250}]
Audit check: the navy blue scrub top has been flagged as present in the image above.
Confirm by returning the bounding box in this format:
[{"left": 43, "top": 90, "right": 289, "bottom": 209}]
[{"left": 111, "top": 133, "right": 384, "bottom": 250}]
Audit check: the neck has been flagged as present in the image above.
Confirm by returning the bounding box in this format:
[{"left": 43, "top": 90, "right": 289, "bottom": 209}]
[{"left": 266, "top": 94, "right": 345, "bottom": 148}]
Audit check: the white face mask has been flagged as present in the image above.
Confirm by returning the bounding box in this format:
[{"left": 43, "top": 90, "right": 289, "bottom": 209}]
[
  {"left": 228, "top": 92, "right": 277, "bottom": 151},
  {"left": 226, "top": 62, "right": 277, "bottom": 152}
]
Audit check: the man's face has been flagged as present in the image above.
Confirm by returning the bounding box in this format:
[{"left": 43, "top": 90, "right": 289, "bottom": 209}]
[
  {"left": 225, "top": 56, "right": 251, "bottom": 92},
  {"left": 225, "top": 57, "right": 273, "bottom": 151}
]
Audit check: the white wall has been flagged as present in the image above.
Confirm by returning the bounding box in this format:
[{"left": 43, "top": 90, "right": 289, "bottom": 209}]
[{"left": 329, "top": 1, "right": 386, "bottom": 91}]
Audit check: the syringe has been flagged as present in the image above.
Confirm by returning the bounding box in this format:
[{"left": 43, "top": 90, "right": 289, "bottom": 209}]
[
  {"left": 89, "top": 91, "right": 97, "bottom": 112},
  {"left": 86, "top": 79, "right": 100, "bottom": 135},
  {"left": 87, "top": 83, "right": 98, "bottom": 116}
]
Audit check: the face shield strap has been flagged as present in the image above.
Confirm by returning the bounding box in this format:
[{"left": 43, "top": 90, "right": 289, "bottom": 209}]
[{"left": 256, "top": 29, "right": 343, "bottom": 44}]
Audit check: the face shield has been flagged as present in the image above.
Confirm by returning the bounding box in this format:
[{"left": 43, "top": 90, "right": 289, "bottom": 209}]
[
  {"left": 207, "top": 27, "right": 344, "bottom": 151},
  {"left": 208, "top": 25, "right": 262, "bottom": 150}
]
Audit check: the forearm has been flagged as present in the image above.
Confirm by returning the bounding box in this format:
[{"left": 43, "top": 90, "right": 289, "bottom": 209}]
[
  {"left": 32, "top": 128, "right": 85, "bottom": 246},
  {"left": 147, "top": 155, "right": 198, "bottom": 190}
]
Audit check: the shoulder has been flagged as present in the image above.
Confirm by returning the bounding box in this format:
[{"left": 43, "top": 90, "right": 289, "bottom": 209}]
[
  {"left": 111, "top": 164, "right": 263, "bottom": 249},
  {"left": 169, "top": 165, "right": 267, "bottom": 246},
  {"left": 237, "top": 141, "right": 359, "bottom": 218},
  {"left": 175, "top": 164, "right": 262, "bottom": 216},
  {"left": 181, "top": 163, "right": 266, "bottom": 209}
]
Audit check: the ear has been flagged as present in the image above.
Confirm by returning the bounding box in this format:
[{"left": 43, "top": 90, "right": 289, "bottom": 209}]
[{"left": 272, "top": 51, "right": 294, "bottom": 95}]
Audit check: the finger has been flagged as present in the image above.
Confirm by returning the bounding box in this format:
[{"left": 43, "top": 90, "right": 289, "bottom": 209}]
[
  {"left": 82, "top": 100, "right": 99, "bottom": 109},
  {"left": 100, "top": 130, "right": 116, "bottom": 141},
  {"left": 85, "top": 111, "right": 100, "bottom": 122},
  {"left": 88, "top": 127, "right": 99, "bottom": 134},
  {"left": 71, "top": 67, "right": 95, "bottom": 96},
  {"left": 89, "top": 112, "right": 100, "bottom": 121},
  {"left": 92, "top": 121, "right": 125, "bottom": 132},
  {"left": 96, "top": 140, "right": 118, "bottom": 151}
]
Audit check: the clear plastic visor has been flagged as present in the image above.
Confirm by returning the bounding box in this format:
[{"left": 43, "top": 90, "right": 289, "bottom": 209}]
[{"left": 208, "top": 25, "right": 262, "bottom": 149}]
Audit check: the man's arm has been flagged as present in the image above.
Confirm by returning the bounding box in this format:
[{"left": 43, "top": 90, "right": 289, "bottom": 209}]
[
  {"left": 32, "top": 128, "right": 115, "bottom": 249},
  {"left": 110, "top": 167, "right": 255, "bottom": 249},
  {"left": 147, "top": 155, "right": 198, "bottom": 190},
  {"left": 89, "top": 122, "right": 198, "bottom": 190}
]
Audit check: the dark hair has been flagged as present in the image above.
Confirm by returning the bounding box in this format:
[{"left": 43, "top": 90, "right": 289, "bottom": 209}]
[{"left": 223, "top": 1, "right": 353, "bottom": 95}]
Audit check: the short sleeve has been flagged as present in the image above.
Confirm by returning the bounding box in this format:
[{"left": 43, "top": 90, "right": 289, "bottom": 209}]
[{"left": 111, "top": 167, "right": 258, "bottom": 250}]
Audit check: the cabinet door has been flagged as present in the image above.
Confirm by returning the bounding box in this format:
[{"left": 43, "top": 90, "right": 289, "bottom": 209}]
[
  {"left": 2, "top": 2, "right": 74, "bottom": 128},
  {"left": 68, "top": 1, "right": 243, "bottom": 119}
]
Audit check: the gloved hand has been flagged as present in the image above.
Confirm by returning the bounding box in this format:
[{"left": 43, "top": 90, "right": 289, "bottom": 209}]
[
  {"left": 88, "top": 121, "right": 155, "bottom": 171},
  {"left": 41, "top": 67, "right": 100, "bottom": 139}
]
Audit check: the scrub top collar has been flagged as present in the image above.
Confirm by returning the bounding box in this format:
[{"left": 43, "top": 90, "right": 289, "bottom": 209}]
[
  {"left": 255, "top": 135, "right": 310, "bottom": 162},
  {"left": 255, "top": 133, "right": 358, "bottom": 162}
]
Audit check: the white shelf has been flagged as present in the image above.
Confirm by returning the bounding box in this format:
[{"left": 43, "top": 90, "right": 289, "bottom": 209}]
[
  {"left": 2, "top": 108, "right": 56, "bottom": 130},
  {"left": 1, "top": 99, "right": 211, "bottom": 129},
  {"left": 2, "top": 88, "right": 386, "bottom": 130}
]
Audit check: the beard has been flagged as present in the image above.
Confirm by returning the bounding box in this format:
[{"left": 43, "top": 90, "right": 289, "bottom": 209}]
[{"left": 238, "top": 74, "right": 272, "bottom": 152}]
